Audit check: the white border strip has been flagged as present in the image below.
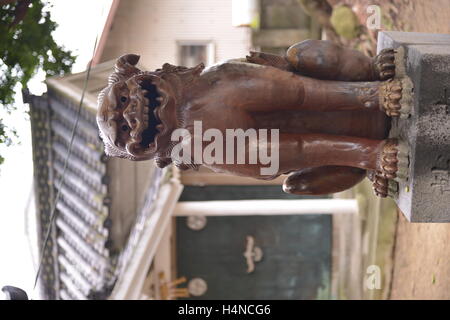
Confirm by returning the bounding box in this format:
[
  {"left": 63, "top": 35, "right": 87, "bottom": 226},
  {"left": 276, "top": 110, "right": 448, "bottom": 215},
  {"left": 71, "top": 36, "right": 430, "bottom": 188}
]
[{"left": 174, "top": 199, "right": 358, "bottom": 216}]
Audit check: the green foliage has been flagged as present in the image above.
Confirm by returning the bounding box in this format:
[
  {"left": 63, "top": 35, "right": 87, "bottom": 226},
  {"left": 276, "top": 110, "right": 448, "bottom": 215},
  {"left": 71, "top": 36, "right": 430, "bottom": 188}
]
[
  {"left": 0, "top": 0, "right": 76, "bottom": 164},
  {"left": 330, "top": 5, "right": 359, "bottom": 40}
]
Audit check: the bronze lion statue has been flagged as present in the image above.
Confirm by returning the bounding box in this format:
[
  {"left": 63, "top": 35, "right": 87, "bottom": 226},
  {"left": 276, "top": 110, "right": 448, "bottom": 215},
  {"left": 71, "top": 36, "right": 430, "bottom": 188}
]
[{"left": 97, "top": 40, "right": 408, "bottom": 197}]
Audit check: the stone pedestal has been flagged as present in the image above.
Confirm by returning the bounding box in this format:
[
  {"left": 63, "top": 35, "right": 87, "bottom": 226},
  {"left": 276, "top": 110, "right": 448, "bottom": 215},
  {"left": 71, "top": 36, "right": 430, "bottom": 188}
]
[{"left": 377, "top": 31, "right": 450, "bottom": 222}]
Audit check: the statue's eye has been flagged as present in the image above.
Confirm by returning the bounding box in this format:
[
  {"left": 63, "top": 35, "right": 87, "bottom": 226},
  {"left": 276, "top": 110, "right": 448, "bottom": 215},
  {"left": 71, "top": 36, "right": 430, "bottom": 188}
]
[
  {"left": 121, "top": 124, "right": 129, "bottom": 132},
  {"left": 120, "top": 96, "right": 127, "bottom": 103}
]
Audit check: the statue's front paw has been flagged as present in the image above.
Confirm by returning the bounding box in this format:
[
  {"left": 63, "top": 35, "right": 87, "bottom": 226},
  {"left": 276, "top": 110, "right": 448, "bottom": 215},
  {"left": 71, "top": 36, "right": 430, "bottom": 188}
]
[
  {"left": 374, "top": 48, "right": 395, "bottom": 80},
  {"left": 379, "top": 78, "right": 403, "bottom": 117},
  {"left": 377, "top": 139, "right": 409, "bottom": 181}
]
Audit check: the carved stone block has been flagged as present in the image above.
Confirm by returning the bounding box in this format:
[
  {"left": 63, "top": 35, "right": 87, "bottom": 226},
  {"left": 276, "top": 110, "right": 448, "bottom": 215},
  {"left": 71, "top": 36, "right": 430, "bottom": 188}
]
[{"left": 378, "top": 31, "right": 450, "bottom": 222}]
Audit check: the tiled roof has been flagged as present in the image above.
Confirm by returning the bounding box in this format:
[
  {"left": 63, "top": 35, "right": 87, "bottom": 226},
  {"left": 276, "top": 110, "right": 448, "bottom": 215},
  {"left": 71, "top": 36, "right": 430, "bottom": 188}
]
[
  {"left": 27, "top": 85, "right": 172, "bottom": 300},
  {"left": 27, "top": 89, "right": 114, "bottom": 299}
]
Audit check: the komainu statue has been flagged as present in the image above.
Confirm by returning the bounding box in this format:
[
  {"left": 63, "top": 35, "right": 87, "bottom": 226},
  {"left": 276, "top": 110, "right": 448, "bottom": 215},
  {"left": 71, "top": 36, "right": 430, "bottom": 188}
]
[{"left": 97, "top": 40, "right": 409, "bottom": 198}]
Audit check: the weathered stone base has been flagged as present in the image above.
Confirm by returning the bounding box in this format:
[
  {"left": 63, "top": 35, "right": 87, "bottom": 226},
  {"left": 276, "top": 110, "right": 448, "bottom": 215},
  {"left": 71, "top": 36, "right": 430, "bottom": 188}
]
[{"left": 377, "top": 31, "right": 450, "bottom": 222}]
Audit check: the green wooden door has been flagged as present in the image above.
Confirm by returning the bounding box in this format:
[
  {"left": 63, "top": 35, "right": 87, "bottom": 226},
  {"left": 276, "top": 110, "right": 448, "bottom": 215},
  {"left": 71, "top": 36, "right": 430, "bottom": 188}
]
[{"left": 176, "top": 186, "right": 332, "bottom": 300}]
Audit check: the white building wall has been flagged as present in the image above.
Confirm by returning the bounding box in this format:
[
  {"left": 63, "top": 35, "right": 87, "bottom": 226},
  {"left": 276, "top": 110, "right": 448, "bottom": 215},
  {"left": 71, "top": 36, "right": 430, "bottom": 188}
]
[{"left": 101, "top": 0, "right": 252, "bottom": 69}]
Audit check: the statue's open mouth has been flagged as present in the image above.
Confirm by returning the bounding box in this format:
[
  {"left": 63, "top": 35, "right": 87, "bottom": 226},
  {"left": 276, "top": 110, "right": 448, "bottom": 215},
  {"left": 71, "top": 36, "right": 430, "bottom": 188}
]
[
  {"left": 139, "top": 79, "right": 163, "bottom": 148},
  {"left": 124, "top": 74, "right": 169, "bottom": 156}
]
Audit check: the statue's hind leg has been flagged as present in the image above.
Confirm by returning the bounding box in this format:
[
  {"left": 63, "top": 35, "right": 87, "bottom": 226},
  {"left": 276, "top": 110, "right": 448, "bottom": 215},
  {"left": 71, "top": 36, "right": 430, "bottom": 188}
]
[
  {"left": 247, "top": 44, "right": 395, "bottom": 81},
  {"left": 283, "top": 166, "right": 366, "bottom": 195},
  {"left": 286, "top": 39, "right": 395, "bottom": 81}
]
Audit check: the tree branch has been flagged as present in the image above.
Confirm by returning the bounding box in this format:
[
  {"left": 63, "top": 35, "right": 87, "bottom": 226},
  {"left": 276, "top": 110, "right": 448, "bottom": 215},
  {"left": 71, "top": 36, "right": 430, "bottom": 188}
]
[
  {"left": 0, "top": 0, "right": 19, "bottom": 6},
  {"left": 7, "top": 0, "right": 32, "bottom": 29}
]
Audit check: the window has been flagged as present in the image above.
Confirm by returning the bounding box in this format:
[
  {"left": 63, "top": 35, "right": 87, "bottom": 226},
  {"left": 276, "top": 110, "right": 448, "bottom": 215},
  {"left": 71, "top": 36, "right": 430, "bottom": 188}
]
[{"left": 178, "top": 41, "right": 215, "bottom": 67}]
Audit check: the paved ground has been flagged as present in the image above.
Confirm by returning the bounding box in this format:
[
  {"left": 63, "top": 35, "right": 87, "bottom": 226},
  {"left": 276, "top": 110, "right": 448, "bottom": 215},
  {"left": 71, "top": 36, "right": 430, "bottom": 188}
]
[
  {"left": 390, "top": 215, "right": 450, "bottom": 299},
  {"left": 373, "top": 0, "right": 450, "bottom": 300},
  {"left": 394, "top": 0, "right": 450, "bottom": 34}
]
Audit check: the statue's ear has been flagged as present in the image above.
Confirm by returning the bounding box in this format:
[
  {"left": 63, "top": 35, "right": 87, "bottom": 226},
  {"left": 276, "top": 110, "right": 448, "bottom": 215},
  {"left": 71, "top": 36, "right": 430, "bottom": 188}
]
[
  {"left": 115, "top": 54, "right": 141, "bottom": 77},
  {"left": 107, "top": 54, "right": 141, "bottom": 85}
]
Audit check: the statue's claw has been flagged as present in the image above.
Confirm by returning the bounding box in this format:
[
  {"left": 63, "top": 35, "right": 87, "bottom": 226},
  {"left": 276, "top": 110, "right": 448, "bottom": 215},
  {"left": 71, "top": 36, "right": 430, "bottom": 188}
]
[
  {"left": 367, "top": 170, "right": 389, "bottom": 198},
  {"left": 378, "top": 139, "right": 400, "bottom": 180},
  {"left": 369, "top": 139, "right": 409, "bottom": 198},
  {"left": 377, "top": 139, "right": 409, "bottom": 182},
  {"left": 374, "top": 48, "right": 396, "bottom": 80},
  {"left": 367, "top": 170, "right": 399, "bottom": 198},
  {"left": 379, "top": 78, "right": 403, "bottom": 117}
]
